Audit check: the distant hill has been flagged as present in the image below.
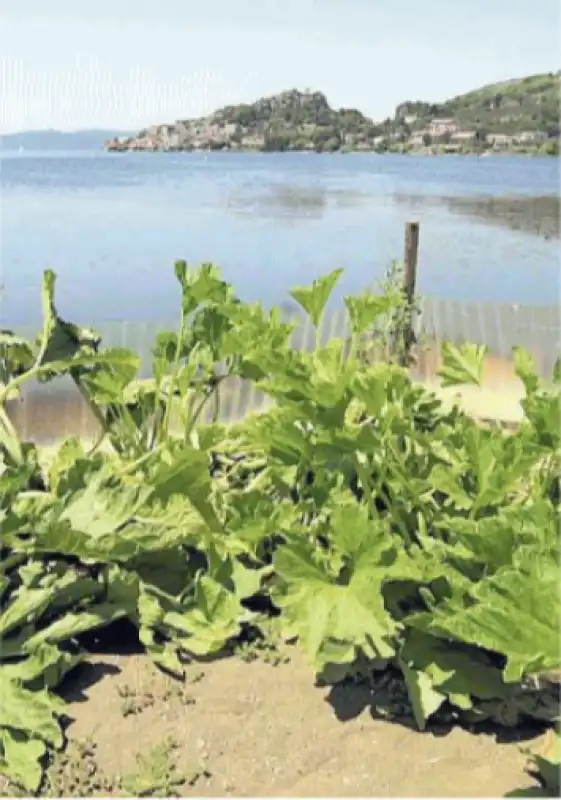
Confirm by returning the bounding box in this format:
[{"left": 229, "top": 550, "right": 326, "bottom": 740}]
[
  {"left": 1, "top": 129, "right": 135, "bottom": 151},
  {"left": 394, "top": 71, "right": 560, "bottom": 139},
  {"left": 105, "top": 73, "right": 559, "bottom": 155},
  {"left": 105, "top": 89, "right": 381, "bottom": 153}
]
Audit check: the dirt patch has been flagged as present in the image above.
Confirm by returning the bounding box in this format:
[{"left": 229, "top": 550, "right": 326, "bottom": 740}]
[{"left": 50, "top": 649, "right": 538, "bottom": 798}]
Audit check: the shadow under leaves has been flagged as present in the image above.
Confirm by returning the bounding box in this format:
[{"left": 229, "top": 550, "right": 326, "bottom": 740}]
[{"left": 325, "top": 675, "right": 549, "bottom": 745}]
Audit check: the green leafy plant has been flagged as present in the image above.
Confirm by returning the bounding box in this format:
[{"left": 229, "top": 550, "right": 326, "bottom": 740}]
[
  {"left": 0, "top": 263, "right": 559, "bottom": 794},
  {"left": 353, "top": 260, "right": 422, "bottom": 367},
  {"left": 120, "top": 737, "right": 207, "bottom": 797}
]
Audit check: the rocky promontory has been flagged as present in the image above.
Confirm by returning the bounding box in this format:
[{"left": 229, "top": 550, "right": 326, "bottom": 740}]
[{"left": 104, "top": 89, "right": 382, "bottom": 154}]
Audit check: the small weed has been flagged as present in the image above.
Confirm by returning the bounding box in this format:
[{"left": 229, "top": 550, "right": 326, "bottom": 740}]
[
  {"left": 185, "top": 761, "right": 213, "bottom": 788},
  {"left": 120, "top": 737, "right": 210, "bottom": 797},
  {"left": 357, "top": 259, "right": 423, "bottom": 369},
  {"left": 117, "top": 682, "right": 155, "bottom": 717},
  {"left": 43, "top": 738, "right": 116, "bottom": 797},
  {"left": 0, "top": 777, "right": 27, "bottom": 798},
  {"left": 161, "top": 679, "right": 197, "bottom": 706},
  {"left": 237, "top": 639, "right": 289, "bottom": 666},
  {"left": 236, "top": 622, "right": 290, "bottom": 666}
]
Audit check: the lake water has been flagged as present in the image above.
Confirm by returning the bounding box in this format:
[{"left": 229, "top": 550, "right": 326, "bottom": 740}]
[{"left": 1, "top": 151, "right": 559, "bottom": 326}]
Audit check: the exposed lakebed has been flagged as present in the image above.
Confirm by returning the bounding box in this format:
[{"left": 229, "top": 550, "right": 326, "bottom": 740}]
[{"left": 394, "top": 193, "right": 560, "bottom": 240}]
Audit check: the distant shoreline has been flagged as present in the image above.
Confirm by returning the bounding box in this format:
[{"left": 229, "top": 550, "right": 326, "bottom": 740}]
[
  {"left": 104, "top": 76, "right": 560, "bottom": 158},
  {"left": 101, "top": 146, "right": 558, "bottom": 158},
  {"left": 1, "top": 147, "right": 557, "bottom": 158}
]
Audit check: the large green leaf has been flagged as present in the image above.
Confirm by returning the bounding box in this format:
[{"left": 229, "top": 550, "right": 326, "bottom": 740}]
[
  {"left": 148, "top": 444, "right": 222, "bottom": 532},
  {"left": 78, "top": 350, "right": 140, "bottom": 403},
  {"left": 0, "top": 682, "right": 63, "bottom": 748},
  {"left": 174, "top": 261, "right": 233, "bottom": 314},
  {"left": 399, "top": 659, "right": 447, "bottom": 730},
  {"left": 438, "top": 341, "right": 487, "bottom": 387},
  {"left": 44, "top": 346, "right": 140, "bottom": 384},
  {"left": 344, "top": 289, "right": 400, "bottom": 338},
  {"left": 22, "top": 604, "right": 127, "bottom": 652},
  {"left": 406, "top": 557, "right": 560, "bottom": 682},
  {"left": 0, "top": 331, "right": 35, "bottom": 390},
  {"left": 0, "top": 586, "right": 54, "bottom": 639},
  {"left": 289, "top": 268, "right": 343, "bottom": 329},
  {"left": 398, "top": 629, "right": 512, "bottom": 728},
  {"left": 428, "top": 425, "right": 547, "bottom": 514},
  {"left": 513, "top": 347, "right": 541, "bottom": 395},
  {"left": 350, "top": 363, "right": 410, "bottom": 418},
  {"left": 0, "top": 729, "right": 48, "bottom": 793},
  {"left": 273, "top": 527, "right": 399, "bottom": 677},
  {"left": 164, "top": 575, "right": 244, "bottom": 656},
  {"left": 1, "top": 647, "right": 83, "bottom": 701},
  {"left": 432, "top": 502, "right": 558, "bottom": 574},
  {"left": 35, "top": 270, "right": 101, "bottom": 368},
  {"left": 0, "top": 347, "right": 140, "bottom": 407},
  {"left": 58, "top": 470, "right": 151, "bottom": 537}
]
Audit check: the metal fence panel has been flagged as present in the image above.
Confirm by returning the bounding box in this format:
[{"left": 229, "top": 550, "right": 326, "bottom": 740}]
[{"left": 6, "top": 297, "right": 560, "bottom": 442}]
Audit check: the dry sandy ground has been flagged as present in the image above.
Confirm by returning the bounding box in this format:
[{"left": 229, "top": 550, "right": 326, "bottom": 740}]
[{"left": 46, "top": 647, "right": 540, "bottom": 798}]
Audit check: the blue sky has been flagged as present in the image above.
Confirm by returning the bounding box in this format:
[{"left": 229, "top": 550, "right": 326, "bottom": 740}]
[{"left": 1, "top": 0, "right": 559, "bottom": 133}]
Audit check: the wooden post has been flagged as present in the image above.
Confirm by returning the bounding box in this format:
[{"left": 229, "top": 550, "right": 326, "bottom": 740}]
[
  {"left": 403, "top": 221, "right": 419, "bottom": 305},
  {"left": 400, "top": 221, "right": 420, "bottom": 365}
]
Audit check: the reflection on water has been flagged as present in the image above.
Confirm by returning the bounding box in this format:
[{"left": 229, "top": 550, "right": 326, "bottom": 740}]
[
  {"left": 393, "top": 193, "right": 560, "bottom": 239},
  {"left": 226, "top": 184, "right": 369, "bottom": 220},
  {"left": 228, "top": 183, "right": 560, "bottom": 238},
  {"left": 3, "top": 152, "right": 559, "bottom": 322}
]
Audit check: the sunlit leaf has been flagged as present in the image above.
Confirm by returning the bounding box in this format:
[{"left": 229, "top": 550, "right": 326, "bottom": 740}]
[
  {"left": 36, "top": 269, "right": 101, "bottom": 367},
  {"left": 164, "top": 575, "right": 244, "bottom": 656},
  {"left": 344, "top": 291, "right": 398, "bottom": 337},
  {"left": 273, "top": 537, "right": 398, "bottom": 678},
  {"left": 399, "top": 659, "right": 446, "bottom": 730},
  {"left": 439, "top": 341, "right": 487, "bottom": 387},
  {"left": 289, "top": 268, "right": 343, "bottom": 329},
  {"left": 0, "top": 681, "right": 64, "bottom": 748},
  {"left": 0, "top": 729, "right": 48, "bottom": 793},
  {"left": 513, "top": 346, "right": 540, "bottom": 395},
  {"left": 406, "top": 557, "right": 560, "bottom": 682}
]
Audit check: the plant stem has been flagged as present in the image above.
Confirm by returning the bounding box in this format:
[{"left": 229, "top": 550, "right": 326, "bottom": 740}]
[
  {"left": 69, "top": 368, "right": 113, "bottom": 447},
  {"left": 346, "top": 332, "right": 360, "bottom": 365},
  {"left": 354, "top": 455, "right": 377, "bottom": 520},
  {"left": 162, "top": 311, "right": 187, "bottom": 438},
  {"left": 187, "top": 376, "right": 227, "bottom": 437},
  {"left": 0, "top": 369, "right": 40, "bottom": 407},
  {"left": 212, "top": 382, "right": 221, "bottom": 423},
  {"left": 0, "top": 403, "right": 24, "bottom": 465}
]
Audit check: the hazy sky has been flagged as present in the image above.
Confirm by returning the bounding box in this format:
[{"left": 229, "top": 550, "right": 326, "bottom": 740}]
[{"left": 1, "top": 0, "right": 559, "bottom": 133}]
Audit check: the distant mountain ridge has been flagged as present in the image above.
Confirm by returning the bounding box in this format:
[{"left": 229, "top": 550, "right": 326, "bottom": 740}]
[
  {"left": 104, "top": 71, "right": 560, "bottom": 155},
  {"left": 1, "top": 129, "right": 135, "bottom": 151}
]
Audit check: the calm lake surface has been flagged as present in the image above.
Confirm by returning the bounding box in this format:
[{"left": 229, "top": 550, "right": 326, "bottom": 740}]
[{"left": 1, "top": 151, "right": 559, "bottom": 326}]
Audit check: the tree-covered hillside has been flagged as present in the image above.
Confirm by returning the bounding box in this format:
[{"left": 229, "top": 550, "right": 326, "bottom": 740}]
[
  {"left": 105, "top": 72, "right": 560, "bottom": 154},
  {"left": 395, "top": 72, "right": 560, "bottom": 139}
]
